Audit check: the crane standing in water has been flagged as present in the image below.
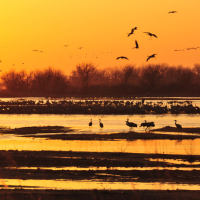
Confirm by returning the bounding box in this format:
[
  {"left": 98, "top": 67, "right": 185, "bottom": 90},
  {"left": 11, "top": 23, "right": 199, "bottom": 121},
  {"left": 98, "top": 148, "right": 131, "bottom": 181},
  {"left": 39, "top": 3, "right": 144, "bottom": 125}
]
[
  {"left": 89, "top": 119, "right": 92, "bottom": 129},
  {"left": 174, "top": 120, "right": 182, "bottom": 132},
  {"left": 99, "top": 119, "right": 103, "bottom": 128},
  {"left": 126, "top": 118, "right": 137, "bottom": 130}
]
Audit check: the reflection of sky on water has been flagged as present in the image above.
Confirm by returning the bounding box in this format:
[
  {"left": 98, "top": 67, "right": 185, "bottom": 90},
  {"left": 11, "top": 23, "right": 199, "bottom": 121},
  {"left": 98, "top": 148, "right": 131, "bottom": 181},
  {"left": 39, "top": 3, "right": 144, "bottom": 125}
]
[
  {"left": 0, "top": 138, "right": 199, "bottom": 155},
  {"left": 1, "top": 179, "right": 200, "bottom": 190},
  {"left": 0, "top": 112, "right": 200, "bottom": 191},
  {"left": 0, "top": 114, "right": 200, "bottom": 134}
]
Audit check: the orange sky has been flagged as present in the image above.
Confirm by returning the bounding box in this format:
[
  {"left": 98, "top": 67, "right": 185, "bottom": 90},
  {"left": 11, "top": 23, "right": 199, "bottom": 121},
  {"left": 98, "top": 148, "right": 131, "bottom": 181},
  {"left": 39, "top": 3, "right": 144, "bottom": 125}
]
[{"left": 0, "top": 0, "right": 200, "bottom": 74}]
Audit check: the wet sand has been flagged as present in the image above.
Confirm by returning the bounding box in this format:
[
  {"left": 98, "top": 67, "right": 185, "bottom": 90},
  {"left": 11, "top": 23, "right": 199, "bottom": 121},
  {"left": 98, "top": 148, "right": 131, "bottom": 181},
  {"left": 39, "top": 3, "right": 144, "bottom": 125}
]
[{"left": 1, "top": 126, "right": 200, "bottom": 199}]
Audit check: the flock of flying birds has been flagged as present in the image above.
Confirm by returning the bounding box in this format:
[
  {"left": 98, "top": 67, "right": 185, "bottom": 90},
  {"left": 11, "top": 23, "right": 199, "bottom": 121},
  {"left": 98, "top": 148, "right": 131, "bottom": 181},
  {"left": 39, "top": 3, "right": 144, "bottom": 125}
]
[
  {"left": 116, "top": 26, "right": 158, "bottom": 62},
  {"left": 29, "top": 10, "right": 199, "bottom": 65},
  {"left": 116, "top": 10, "right": 199, "bottom": 62}
]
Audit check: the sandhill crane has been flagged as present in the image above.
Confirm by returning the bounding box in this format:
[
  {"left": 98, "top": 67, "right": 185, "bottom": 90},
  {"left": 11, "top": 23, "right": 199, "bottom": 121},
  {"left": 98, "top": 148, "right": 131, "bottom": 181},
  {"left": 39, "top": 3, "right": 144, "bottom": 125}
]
[
  {"left": 174, "top": 120, "right": 182, "bottom": 131},
  {"left": 143, "top": 32, "right": 157, "bottom": 39},
  {"left": 140, "top": 120, "right": 155, "bottom": 131},
  {"left": 116, "top": 56, "right": 129, "bottom": 60},
  {"left": 127, "top": 27, "right": 137, "bottom": 37},
  {"left": 89, "top": 119, "right": 92, "bottom": 129},
  {"left": 126, "top": 118, "right": 137, "bottom": 129},
  {"left": 168, "top": 11, "right": 178, "bottom": 14},
  {"left": 99, "top": 119, "right": 103, "bottom": 128},
  {"left": 132, "top": 40, "right": 139, "bottom": 49},
  {"left": 146, "top": 54, "right": 157, "bottom": 62}
]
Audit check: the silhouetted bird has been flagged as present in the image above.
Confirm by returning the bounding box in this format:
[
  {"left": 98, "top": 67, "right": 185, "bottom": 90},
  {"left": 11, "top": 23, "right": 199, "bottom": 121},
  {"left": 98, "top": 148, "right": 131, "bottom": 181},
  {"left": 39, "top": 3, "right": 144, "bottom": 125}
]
[
  {"left": 140, "top": 120, "right": 155, "bottom": 131},
  {"left": 116, "top": 56, "right": 129, "bottom": 60},
  {"left": 99, "top": 119, "right": 103, "bottom": 128},
  {"left": 133, "top": 40, "right": 139, "bottom": 49},
  {"left": 127, "top": 27, "right": 137, "bottom": 37},
  {"left": 63, "top": 45, "right": 69, "bottom": 47},
  {"left": 143, "top": 32, "right": 157, "bottom": 38},
  {"left": 146, "top": 54, "right": 157, "bottom": 62},
  {"left": 89, "top": 119, "right": 92, "bottom": 128},
  {"left": 32, "top": 50, "right": 39, "bottom": 52},
  {"left": 174, "top": 120, "right": 182, "bottom": 131},
  {"left": 78, "top": 47, "right": 83, "bottom": 49},
  {"left": 126, "top": 118, "right": 137, "bottom": 129},
  {"left": 168, "top": 11, "right": 178, "bottom": 14}
]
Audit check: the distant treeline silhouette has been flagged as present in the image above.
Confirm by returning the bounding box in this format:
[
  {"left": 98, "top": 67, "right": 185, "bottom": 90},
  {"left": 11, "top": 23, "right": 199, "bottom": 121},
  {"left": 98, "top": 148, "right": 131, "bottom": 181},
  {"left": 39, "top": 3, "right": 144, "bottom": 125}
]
[{"left": 1, "top": 63, "right": 200, "bottom": 97}]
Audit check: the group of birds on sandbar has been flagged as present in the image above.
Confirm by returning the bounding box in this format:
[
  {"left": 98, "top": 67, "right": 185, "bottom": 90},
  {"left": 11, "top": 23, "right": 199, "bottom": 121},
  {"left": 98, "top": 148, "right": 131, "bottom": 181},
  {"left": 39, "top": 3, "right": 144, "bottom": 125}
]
[{"left": 89, "top": 118, "right": 182, "bottom": 131}]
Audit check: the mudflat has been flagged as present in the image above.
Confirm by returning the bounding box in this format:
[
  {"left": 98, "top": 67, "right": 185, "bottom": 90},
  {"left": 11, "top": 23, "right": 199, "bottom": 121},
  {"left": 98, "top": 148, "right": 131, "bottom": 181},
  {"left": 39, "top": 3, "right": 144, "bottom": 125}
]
[{"left": 0, "top": 126, "right": 200, "bottom": 200}]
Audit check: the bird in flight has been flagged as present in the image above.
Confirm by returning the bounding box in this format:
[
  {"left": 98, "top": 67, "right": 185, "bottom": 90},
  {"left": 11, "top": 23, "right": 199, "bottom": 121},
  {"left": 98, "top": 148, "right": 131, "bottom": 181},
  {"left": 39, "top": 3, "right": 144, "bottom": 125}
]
[
  {"left": 78, "top": 47, "right": 83, "bottom": 49},
  {"left": 117, "top": 56, "right": 129, "bottom": 60},
  {"left": 127, "top": 27, "right": 137, "bottom": 37},
  {"left": 32, "top": 50, "right": 39, "bottom": 52},
  {"left": 132, "top": 40, "right": 139, "bottom": 49},
  {"left": 146, "top": 54, "right": 157, "bottom": 62},
  {"left": 144, "top": 32, "right": 158, "bottom": 39},
  {"left": 63, "top": 45, "right": 69, "bottom": 47},
  {"left": 168, "top": 11, "right": 178, "bottom": 14}
]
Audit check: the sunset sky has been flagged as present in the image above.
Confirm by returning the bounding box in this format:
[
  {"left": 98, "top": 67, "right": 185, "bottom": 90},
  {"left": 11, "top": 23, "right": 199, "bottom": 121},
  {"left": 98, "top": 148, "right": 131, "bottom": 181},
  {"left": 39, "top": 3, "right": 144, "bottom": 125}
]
[{"left": 0, "top": 0, "right": 200, "bottom": 74}]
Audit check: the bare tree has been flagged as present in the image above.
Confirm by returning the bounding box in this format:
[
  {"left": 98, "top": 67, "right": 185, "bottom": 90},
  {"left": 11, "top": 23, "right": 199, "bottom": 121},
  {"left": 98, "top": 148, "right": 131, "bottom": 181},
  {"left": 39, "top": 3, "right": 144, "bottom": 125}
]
[
  {"left": 70, "top": 62, "right": 97, "bottom": 94},
  {"left": 1, "top": 70, "right": 33, "bottom": 94},
  {"left": 140, "top": 64, "right": 167, "bottom": 93},
  {"left": 32, "top": 67, "right": 68, "bottom": 95}
]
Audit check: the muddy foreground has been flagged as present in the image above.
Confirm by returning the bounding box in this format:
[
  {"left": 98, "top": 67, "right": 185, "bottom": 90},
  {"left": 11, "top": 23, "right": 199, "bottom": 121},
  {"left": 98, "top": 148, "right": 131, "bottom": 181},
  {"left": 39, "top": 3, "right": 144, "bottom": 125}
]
[{"left": 1, "top": 126, "right": 200, "bottom": 200}]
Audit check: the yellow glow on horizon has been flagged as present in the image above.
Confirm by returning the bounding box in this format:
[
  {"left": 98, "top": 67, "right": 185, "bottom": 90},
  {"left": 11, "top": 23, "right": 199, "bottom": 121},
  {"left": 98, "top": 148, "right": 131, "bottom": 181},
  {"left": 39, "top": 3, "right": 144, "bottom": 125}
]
[{"left": 0, "top": 0, "right": 200, "bottom": 74}]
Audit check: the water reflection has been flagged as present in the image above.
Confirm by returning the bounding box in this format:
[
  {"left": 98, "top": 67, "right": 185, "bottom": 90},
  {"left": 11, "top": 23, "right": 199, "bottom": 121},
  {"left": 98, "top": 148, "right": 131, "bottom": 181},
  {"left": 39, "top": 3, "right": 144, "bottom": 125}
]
[
  {"left": 1, "top": 179, "right": 200, "bottom": 190},
  {"left": 0, "top": 114, "right": 200, "bottom": 134},
  {"left": 0, "top": 138, "right": 200, "bottom": 155}
]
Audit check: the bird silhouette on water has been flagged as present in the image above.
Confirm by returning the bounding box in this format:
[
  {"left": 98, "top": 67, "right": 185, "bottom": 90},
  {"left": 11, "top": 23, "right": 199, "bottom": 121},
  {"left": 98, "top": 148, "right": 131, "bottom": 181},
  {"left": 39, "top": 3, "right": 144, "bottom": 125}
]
[
  {"left": 146, "top": 54, "right": 157, "bottom": 62},
  {"left": 99, "top": 119, "right": 103, "bottom": 128},
  {"left": 127, "top": 27, "right": 137, "bottom": 37},
  {"left": 143, "top": 32, "right": 158, "bottom": 39},
  {"left": 126, "top": 118, "right": 137, "bottom": 129},
  {"left": 116, "top": 56, "right": 129, "bottom": 60},
  {"left": 174, "top": 120, "right": 182, "bottom": 132},
  {"left": 132, "top": 40, "right": 139, "bottom": 49},
  {"left": 89, "top": 119, "right": 92, "bottom": 129}
]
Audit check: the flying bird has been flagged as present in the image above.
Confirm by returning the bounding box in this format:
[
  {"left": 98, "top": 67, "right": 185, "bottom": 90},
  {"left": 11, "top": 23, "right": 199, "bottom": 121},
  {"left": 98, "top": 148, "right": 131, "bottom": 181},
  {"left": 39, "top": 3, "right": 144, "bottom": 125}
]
[
  {"left": 32, "top": 50, "right": 39, "bottom": 52},
  {"left": 116, "top": 56, "right": 129, "bottom": 60},
  {"left": 63, "top": 45, "right": 69, "bottom": 47},
  {"left": 132, "top": 40, "right": 139, "bottom": 49},
  {"left": 127, "top": 27, "right": 137, "bottom": 37},
  {"left": 78, "top": 47, "right": 83, "bottom": 49},
  {"left": 146, "top": 54, "right": 157, "bottom": 62},
  {"left": 168, "top": 11, "right": 178, "bottom": 14},
  {"left": 143, "top": 32, "right": 158, "bottom": 39}
]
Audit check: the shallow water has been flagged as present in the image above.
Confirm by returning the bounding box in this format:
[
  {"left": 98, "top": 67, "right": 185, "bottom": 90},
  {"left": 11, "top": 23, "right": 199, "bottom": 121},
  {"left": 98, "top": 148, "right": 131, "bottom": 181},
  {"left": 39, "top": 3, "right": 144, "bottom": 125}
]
[
  {"left": 0, "top": 114, "right": 200, "bottom": 134},
  {"left": 1, "top": 179, "right": 200, "bottom": 190},
  {"left": 1, "top": 113, "right": 200, "bottom": 191}
]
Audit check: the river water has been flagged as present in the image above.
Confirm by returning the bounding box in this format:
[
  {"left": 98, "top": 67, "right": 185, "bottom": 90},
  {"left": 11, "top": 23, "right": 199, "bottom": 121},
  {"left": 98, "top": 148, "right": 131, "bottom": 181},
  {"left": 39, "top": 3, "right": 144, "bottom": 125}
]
[{"left": 0, "top": 113, "right": 200, "bottom": 190}]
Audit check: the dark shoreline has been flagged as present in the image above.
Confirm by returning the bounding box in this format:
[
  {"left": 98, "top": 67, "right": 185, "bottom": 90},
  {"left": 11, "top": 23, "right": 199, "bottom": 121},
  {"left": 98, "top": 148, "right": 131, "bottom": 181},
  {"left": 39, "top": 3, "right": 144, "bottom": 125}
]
[{"left": 1, "top": 190, "right": 200, "bottom": 200}]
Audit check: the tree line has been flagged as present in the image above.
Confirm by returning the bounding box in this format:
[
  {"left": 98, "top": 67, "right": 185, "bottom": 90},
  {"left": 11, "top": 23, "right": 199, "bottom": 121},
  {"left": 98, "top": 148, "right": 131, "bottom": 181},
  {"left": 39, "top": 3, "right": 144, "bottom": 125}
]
[{"left": 1, "top": 63, "right": 200, "bottom": 97}]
